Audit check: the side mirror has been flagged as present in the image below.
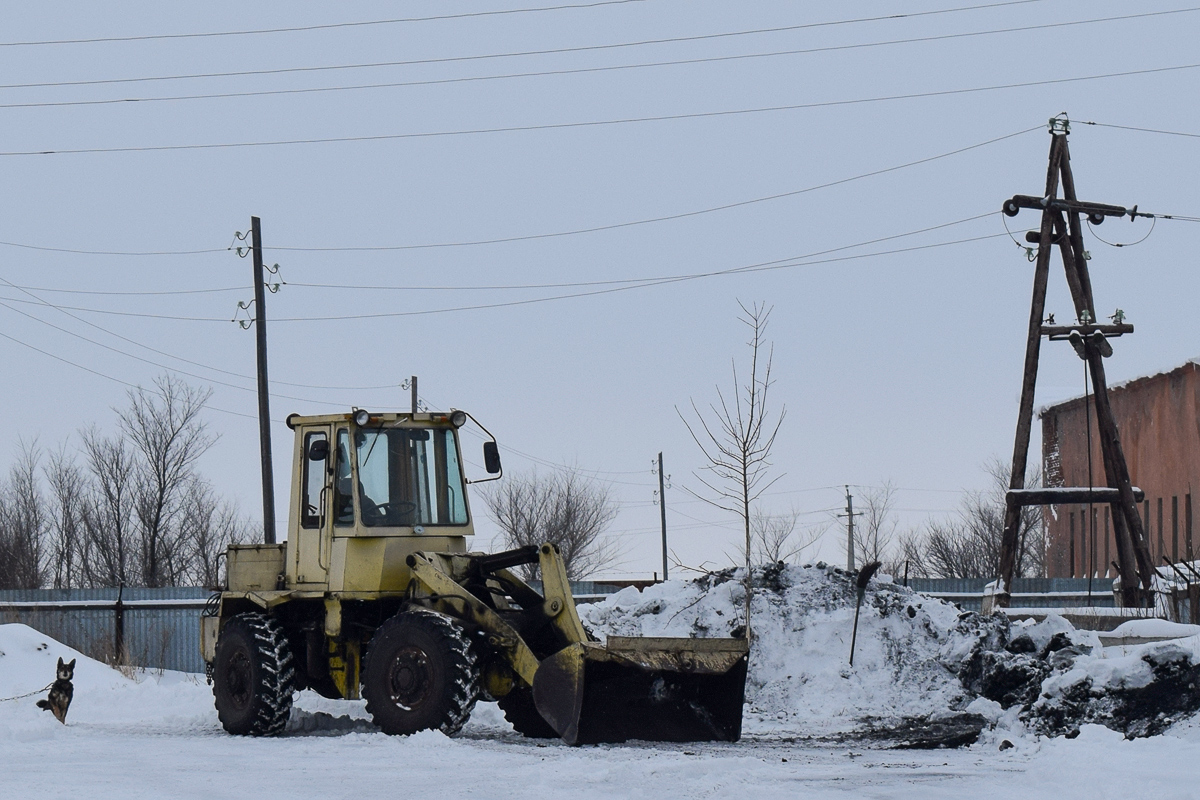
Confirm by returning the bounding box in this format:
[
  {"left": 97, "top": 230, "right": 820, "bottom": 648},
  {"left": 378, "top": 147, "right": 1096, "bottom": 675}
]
[
  {"left": 308, "top": 438, "right": 329, "bottom": 462},
  {"left": 483, "top": 441, "right": 502, "bottom": 474}
]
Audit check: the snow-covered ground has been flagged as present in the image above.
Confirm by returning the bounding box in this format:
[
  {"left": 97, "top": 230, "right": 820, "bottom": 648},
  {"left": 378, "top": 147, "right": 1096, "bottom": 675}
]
[{"left": 5, "top": 563, "right": 1200, "bottom": 799}]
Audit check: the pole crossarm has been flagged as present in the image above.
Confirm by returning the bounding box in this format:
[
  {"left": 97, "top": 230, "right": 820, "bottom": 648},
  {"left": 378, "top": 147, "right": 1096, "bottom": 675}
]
[{"left": 1003, "top": 194, "right": 1132, "bottom": 222}]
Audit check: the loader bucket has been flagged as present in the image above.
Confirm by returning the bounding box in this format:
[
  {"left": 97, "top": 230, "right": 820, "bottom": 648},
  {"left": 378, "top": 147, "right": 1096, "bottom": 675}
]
[{"left": 532, "top": 637, "right": 749, "bottom": 745}]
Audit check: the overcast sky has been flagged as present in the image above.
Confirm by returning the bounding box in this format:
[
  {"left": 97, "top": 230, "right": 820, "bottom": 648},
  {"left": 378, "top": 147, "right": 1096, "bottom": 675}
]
[{"left": 2, "top": 1, "right": 1199, "bottom": 578}]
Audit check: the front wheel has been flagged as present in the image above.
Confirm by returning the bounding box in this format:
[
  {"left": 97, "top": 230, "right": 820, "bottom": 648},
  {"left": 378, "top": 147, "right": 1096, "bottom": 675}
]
[
  {"left": 362, "top": 609, "right": 480, "bottom": 736},
  {"left": 212, "top": 613, "right": 296, "bottom": 736}
]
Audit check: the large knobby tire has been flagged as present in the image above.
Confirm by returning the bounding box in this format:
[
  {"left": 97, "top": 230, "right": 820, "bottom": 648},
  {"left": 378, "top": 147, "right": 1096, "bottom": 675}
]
[
  {"left": 212, "top": 613, "right": 296, "bottom": 736},
  {"left": 362, "top": 609, "right": 479, "bottom": 736},
  {"left": 497, "top": 686, "right": 558, "bottom": 739}
]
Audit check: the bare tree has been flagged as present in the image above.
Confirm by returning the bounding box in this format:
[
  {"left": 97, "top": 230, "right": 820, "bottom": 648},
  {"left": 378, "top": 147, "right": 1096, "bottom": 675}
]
[
  {"left": 679, "top": 301, "right": 785, "bottom": 634},
  {"left": 852, "top": 482, "right": 900, "bottom": 571},
  {"left": 898, "top": 459, "right": 1044, "bottom": 579},
  {"left": 45, "top": 443, "right": 85, "bottom": 589},
  {"left": 752, "top": 509, "right": 819, "bottom": 564},
  {"left": 679, "top": 302, "right": 785, "bottom": 559},
  {"left": 120, "top": 376, "right": 216, "bottom": 587},
  {"left": 78, "top": 426, "right": 137, "bottom": 588},
  {"left": 0, "top": 440, "right": 47, "bottom": 589},
  {"left": 179, "top": 479, "right": 251, "bottom": 587},
  {"left": 484, "top": 469, "right": 621, "bottom": 580},
  {"left": 1, "top": 374, "right": 248, "bottom": 589}
]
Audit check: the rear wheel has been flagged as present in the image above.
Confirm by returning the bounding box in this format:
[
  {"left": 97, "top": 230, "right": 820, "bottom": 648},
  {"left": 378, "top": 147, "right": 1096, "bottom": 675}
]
[
  {"left": 362, "top": 609, "right": 479, "bottom": 736},
  {"left": 497, "top": 686, "right": 558, "bottom": 739},
  {"left": 212, "top": 613, "right": 296, "bottom": 736}
]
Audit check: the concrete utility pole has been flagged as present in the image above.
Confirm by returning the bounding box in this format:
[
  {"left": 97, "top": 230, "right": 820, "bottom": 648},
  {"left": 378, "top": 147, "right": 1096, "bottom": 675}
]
[
  {"left": 840, "top": 486, "right": 861, "bottom": 572},
  {"left": 657, "top": 452, "right": 668, "bottom": 581},
  {"left": 250, "top": 216, "right": 276, "bottom": 545}
]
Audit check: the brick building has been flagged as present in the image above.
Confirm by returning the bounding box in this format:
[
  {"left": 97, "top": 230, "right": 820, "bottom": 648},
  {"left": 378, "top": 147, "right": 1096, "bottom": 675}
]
[{"left": 1041, "top": 361, "right": 1200, "bottom": 578}]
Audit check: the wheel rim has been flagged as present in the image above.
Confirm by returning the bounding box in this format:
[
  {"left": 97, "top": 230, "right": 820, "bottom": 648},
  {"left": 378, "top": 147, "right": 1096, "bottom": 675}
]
[
  {"left": 227, "top": 650, "right": 253, "bottom": 710},
  {"left": 387, "top": 645, "right": 432, "bottom": 711}
]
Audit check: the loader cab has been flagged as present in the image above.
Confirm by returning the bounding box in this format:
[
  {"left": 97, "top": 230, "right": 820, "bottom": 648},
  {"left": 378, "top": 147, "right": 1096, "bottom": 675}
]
[{"left": 285, "top": 410, "right": 490, "bottom": 593}]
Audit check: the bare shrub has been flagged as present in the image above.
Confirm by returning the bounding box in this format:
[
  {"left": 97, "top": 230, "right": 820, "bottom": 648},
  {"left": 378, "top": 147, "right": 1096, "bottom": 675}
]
[
  {"left": 483, "top": 469, "right": 620, "bottom": 580},
  {"left": 752, "top": 509, "right": 819, "bottom": 564},
  {"left": 898, "top": 459, "right": 1045, "bottom": 579}
]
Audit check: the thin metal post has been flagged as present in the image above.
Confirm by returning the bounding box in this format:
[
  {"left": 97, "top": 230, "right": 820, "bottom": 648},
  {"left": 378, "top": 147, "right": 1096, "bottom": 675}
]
[
  {"left": 411, "top": 375, "right": 418, "bottom": 416},
  {"left": 251, "top": 216, "right": 276, "bottom": 545},
  {"left": 657, "top": 452, "right": 668, "bottom": 581},
  {"left": 114, "top": 583, "right": 125, "bottom": 665}
]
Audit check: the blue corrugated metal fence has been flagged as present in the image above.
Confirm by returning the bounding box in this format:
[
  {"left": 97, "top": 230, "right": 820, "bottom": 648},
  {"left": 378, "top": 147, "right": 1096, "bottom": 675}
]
[
  {"left": 905, "top": 577, "right": 1117, "bottom": 612},
  {"left": 0, "top": 587, "right": 210, "bottom": 674}
]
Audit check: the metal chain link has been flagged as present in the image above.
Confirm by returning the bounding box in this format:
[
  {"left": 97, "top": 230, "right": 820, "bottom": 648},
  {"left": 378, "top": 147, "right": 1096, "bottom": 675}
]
[{"left": 0, "top": 682, "right": 53, "bottom": 702}]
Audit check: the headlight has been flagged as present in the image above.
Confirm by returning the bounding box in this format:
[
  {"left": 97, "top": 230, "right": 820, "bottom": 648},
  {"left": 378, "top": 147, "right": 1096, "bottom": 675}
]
[
  {"left": 450, "top": 410, "right": 467, "bottom": 428},
  {"left": 353, "top": 408, "right": 371, "bottom": 427}
]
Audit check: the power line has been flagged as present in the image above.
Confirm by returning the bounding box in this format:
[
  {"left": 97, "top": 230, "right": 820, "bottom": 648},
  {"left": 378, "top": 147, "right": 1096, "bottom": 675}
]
[
  {"left": 9, "top": 6, "right": 1180, "bottom": 108},
  {"left": 260, "top": 230, "right": 1038, "bottom": 321},
  {"left": 0, "top": 1, "right": 651, "bottom": 48},
  {"left": 0, "top": 326, "right": 260, "bottom": 421},
  {"left": 0, "top": 276, "right": 410, "bottom": 393},
  {"left": 9, "top": 63, "right": 1198, "bottom": 157},
  {"left": 0, "top": 125, "right": 1034, "bottom": 260},
  {"left": 286, "top": 211, "right": 997, "bottom": 294},
  {"left": 265, "top": 127, "right": 1037, "bottom": 252},
  {"left": 278, "top": 213, "right": 1011, "bottom": 312},
  {"left": 5, "top": 213, "right": 999, "bottom": 323},
  {"left": 0, "top": 239, "right": 224, "bottom": 256},
  {"left": 1, "top": 284, "right": 244, "bottom": 297},
  {"left": 0, "top": 213, "right": 1006, "bottom": 321},
  {"left": 0, "top": 223, "right": 1022, "bottom": 323},
  {"left": 0, "top": 295, "right": 348, "bottom": 408},
  {"left": 1082, "top": 120, "right": 1200, "bottom": 140}
]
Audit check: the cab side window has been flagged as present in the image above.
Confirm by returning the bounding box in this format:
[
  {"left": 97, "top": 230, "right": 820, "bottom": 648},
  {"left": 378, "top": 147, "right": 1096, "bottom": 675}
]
[
  {"left": 300, "top": 431, "right": 327, "bottom": 529},
  {"left": 333, "top": 429, "right": 354, "bottom": 526}
]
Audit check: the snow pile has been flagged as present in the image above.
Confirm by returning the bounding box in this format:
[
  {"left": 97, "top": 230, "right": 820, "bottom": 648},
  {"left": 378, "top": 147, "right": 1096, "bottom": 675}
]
[
  {"left": 948, "top": 610, "right": 1200, "bottom": 738},
  {"left": 580, "top": 564, "right": 1200, "bottom": 743},
  {"left": 580, "top": 562, "right": 977, "bottom": 737},
  {"left": 1107, "top": 618, "right": 1200, "bottom": 639},
  {"left": 0, "top": 623, "right": 215, "bottom": 739},
  {"left": 1028, "top": 638, "right": 1200, "bottom": 738}
]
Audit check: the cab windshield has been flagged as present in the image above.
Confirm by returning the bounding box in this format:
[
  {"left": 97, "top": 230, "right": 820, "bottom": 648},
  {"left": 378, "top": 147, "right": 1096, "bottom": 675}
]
[{"left": 354, "top": 427, "right": 468, "bottom": 527}]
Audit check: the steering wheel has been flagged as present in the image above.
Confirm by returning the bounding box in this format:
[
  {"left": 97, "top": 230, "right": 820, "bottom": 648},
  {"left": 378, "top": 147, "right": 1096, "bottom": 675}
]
[{"left": 372, "top": 500, "right": 417, "bottom": 524}]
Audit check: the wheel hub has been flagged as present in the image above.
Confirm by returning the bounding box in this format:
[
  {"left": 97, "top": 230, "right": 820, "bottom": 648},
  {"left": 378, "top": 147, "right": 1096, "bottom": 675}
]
[
  {"left": 388, "top": 646, "right": 431, "bottom": 711},
  {"left": 227, "top": 651, "right": 252, "bottom": 709}
]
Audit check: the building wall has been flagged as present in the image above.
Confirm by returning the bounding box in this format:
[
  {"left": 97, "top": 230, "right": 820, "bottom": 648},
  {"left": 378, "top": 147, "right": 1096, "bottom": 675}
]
[{"left": 1041, "top": 362, "right": 1200, "bottom": 578}]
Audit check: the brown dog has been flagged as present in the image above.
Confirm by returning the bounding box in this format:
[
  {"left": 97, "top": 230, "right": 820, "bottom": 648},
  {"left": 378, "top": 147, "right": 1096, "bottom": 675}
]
[{"left": 36, "top": 657, "right": 75, "bottom": 724}]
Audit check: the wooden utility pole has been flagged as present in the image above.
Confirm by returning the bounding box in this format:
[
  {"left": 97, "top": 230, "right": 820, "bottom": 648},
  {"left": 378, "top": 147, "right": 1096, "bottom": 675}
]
[
  {"left": 991, "top": 116, "right": 1154, "bottom": 609},
  {"left": 250, "top": 216, "right": 277, "bottom": 545},
  {"left": 410, "top": 375, "right": 418, "bottom": 416},
  {"left": 657, "top": 452, "right": 668, "bottom": 581}
]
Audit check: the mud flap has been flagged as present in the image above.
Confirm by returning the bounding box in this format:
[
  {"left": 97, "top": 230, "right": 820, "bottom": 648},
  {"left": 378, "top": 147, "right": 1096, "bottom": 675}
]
[{"left": 532, "top": 637, "right": 749, "bottom": 745}]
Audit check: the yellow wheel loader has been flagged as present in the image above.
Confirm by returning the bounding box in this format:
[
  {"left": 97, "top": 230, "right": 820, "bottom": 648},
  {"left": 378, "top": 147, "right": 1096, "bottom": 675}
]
[{"left": 201, "top": 409, "right": 749, "bottom": 744}]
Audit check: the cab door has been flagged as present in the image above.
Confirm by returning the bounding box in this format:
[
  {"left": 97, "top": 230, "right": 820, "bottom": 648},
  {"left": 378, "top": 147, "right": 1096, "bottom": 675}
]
[{"left": 293, "top": 426, "right": 332, "bottom": 585}]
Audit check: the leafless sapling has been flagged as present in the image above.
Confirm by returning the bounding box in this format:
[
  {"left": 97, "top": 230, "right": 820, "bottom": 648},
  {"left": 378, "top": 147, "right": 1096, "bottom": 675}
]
[{"left": 679, "top": 301, "right": 786, "bottom": 635}]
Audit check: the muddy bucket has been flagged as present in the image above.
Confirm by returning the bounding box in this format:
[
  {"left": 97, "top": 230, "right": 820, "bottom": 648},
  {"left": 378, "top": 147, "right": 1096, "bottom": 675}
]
[{"left": 532, "top": 636, "right": 750, "bottom": 745}]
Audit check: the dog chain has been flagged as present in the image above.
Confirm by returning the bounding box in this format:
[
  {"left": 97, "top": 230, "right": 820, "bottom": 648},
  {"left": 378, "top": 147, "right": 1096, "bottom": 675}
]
[{"left": 0, "top": 682, "right": 53, "bottom": 702}]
